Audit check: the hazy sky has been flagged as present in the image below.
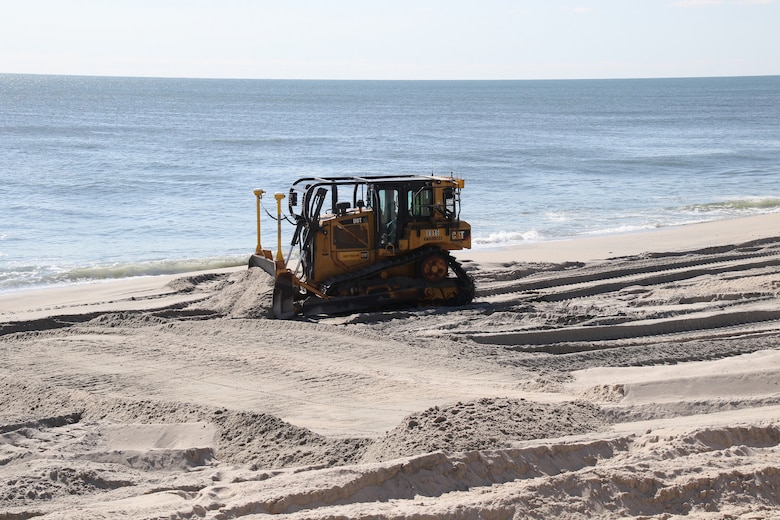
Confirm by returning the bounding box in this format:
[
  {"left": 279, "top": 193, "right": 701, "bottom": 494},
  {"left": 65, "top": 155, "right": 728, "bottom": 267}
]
[{"left": 1, "top": 0, "right": 777, "bottom": 80}]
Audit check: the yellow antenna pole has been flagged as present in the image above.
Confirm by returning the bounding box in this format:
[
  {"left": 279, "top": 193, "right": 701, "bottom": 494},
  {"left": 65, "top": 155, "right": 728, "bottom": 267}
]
[
  {"left": 274, "top": 192, "right": 286, "bottom": 268},
  {"left": 253, "top": 189, "right": 265, "bottom": 254}
]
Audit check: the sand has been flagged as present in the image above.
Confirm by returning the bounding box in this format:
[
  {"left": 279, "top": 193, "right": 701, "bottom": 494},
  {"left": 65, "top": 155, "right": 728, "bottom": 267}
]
[{"left": 1, "top": 213, "right": 780, "bottom": 519}]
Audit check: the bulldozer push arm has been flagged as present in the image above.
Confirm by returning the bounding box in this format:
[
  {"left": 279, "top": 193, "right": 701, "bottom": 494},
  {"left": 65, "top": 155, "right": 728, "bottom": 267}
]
[{"left": 249, "top": 175, "right": 474, "bottom": 319}]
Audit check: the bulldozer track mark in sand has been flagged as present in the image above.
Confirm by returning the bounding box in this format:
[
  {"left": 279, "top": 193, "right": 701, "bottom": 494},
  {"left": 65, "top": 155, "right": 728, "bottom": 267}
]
[
  {"left": 533, "top": 256, "right": 780, "bottom": 303},
  {"left": 471, "top": 309, "right": 780, "bottom": 352},
  {"left": 0, "top": 301, "right": 218, "bottom": 338},
  {"left": 476, "top": 249, "right": 780, "bottom": 299},
  {"left": 475, "top": 260, "right": 780, "bottom": 313},
  {"left": 466, "top": 237, "right": 780, "bottom": 351}
]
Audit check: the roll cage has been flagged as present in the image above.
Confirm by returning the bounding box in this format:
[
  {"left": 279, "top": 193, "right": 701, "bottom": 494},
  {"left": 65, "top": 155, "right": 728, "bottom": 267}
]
[{"left": 287, "top": 175, "right": 462, "bottom": 251}]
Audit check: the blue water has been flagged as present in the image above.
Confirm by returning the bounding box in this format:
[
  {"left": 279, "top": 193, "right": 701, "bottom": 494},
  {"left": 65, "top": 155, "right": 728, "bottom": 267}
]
[{"left": 2, "top": 74, "right": 779, "bottom": 292}]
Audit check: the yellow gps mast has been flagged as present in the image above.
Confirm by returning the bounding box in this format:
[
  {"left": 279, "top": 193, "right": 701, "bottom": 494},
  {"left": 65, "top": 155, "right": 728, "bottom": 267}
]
[
  {"left": 253, "top": 189, "right": 265, "bottom": 255},
  {"left": 274, "top": 192, "right": 286, "bottom": 270}
]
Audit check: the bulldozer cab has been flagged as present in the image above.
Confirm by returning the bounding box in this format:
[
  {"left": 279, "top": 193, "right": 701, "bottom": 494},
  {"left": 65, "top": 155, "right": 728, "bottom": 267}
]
[
  {"left": 285, "top": 176, "right": 469, "bottom": 284},
  {"left": 372, "top": 181, "right": 460, "bottom": 249}
]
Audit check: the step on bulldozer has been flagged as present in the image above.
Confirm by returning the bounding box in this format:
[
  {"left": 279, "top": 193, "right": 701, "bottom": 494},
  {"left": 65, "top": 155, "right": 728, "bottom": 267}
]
[{"left": 249, "top": 175, "right": 474, "bottom": 318}]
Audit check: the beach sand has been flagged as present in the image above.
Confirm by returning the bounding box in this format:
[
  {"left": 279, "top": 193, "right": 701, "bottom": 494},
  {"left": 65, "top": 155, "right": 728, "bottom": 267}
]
[{"left": 2, "top": 213, "right": 780, "bottom": 519}]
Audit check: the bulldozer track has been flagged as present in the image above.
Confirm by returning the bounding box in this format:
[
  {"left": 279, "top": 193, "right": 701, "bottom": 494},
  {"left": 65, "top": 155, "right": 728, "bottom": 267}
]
[
  {"left": 323, "top": 245, "right": 474, "bottom": 304},
  {"left": 466, "top": 236, "right": 780, "bottom": 352}
]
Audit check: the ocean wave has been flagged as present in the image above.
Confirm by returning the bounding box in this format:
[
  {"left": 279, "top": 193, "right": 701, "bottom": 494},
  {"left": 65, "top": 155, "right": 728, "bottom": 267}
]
[
  {"left": 0, "top": 256, "right": 249, "bottom": 293},
  {"left": 684, "top": 197, "right": 780, "bottom": 214},
  {"left": 578, "top": 223, "right": 664, "bottom": 237},
  {"left": 62, "top": 256, "right": 248, "bottom": 281},
  {"left": 0, "top": 264, "right": 64, "bottom": 293},
  {"left": 575, "top": 198, "right": 780, "bottom": 240},
  {"left": 474, "top": 229, "right": 541, "bottom": 246}
]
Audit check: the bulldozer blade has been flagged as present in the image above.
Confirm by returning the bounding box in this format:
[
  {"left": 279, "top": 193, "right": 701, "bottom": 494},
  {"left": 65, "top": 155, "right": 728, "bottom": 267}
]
[
  {"left": 248, "top": 253, "right": 277, "bottom": 277},
  {"left": 272, "top": 271, "right": 297, "bottom": 319}
]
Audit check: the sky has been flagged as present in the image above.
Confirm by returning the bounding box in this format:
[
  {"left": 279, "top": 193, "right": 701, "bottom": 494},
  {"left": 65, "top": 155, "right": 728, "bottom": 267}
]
[{"left": 0, "top": 0, "right": 777, "bottom": 80}]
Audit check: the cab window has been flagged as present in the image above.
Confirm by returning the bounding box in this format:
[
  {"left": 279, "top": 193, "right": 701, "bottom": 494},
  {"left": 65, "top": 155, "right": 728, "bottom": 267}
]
[
  {"left": 377, "top": 188, "right": 399, "bottom": 246},
  {"left": 408, "top": 187, "right": 433, "bottom": 219}
]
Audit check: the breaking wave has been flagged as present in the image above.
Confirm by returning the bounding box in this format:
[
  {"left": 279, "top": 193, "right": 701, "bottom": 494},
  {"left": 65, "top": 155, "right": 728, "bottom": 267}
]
[
  {"left": 684, "top": 197, "right": 780, "bottom": 214},
  {"left": 0, "top": 256, "right": 248, "bottom": 294},
  {"left": 474, "top": 229, "right": 542, "bottom": 247},
  {"left": 62, "top": 256, "right": 248, "bottom": 281}
]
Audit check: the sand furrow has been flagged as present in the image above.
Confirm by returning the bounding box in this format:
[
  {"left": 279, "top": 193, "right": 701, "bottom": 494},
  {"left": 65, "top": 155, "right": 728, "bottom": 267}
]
[{"left": 471, "top": 307, "right": 780, "bottom": 349}]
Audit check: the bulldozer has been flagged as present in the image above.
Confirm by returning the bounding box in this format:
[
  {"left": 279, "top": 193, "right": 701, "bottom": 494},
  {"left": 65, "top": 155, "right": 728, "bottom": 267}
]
[{"left": 249, "top": 175, "right": 474, "bottom": 318}]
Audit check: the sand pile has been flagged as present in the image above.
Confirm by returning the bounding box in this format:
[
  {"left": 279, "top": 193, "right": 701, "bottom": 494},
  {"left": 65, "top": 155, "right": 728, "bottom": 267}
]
[
  {"left": 170, "top": 267, "right": 275, "bottom": 318},
  {"left": 362, "top": 398, "right": 606, "bottom": 462}
]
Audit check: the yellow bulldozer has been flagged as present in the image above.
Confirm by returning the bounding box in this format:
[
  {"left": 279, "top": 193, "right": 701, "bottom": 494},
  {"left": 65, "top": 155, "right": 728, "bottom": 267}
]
[{"left": 250, "top": 175, "right": 474, "bottom": 318}]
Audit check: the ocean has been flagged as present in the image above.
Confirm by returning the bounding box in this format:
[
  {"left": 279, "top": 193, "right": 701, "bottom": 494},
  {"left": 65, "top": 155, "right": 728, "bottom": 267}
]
[{"left": 1, "top": 74, "right": 779, "bottom": 293}]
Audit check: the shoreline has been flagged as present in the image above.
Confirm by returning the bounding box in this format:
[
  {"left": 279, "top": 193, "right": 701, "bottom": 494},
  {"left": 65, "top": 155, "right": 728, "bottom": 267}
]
[
  {"left": 460, "top": 211, "right": 780, "bottom": 264},
  {"left": 1, "top": 212, "right": 779, "bottom": 322}
]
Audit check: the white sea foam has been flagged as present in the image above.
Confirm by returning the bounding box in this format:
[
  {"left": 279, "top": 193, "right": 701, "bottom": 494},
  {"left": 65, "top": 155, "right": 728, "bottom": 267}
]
[
  {"left": 61, "top": 257, "right": 248, "bottom": 281},
  {"left": 0, "top": 256, "right": 247, "bottom": 294},
  {"left": 474, "top": 229, "right": 542, "bottom": 246},
  {"left": 684, "top": 197, "right": 780, "bottom": 215}
]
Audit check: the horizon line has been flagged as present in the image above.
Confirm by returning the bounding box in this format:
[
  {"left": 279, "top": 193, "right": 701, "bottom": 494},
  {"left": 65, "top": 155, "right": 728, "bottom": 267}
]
[{"left": 2, "top": 71, "right": 779, "bottom": 82}]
